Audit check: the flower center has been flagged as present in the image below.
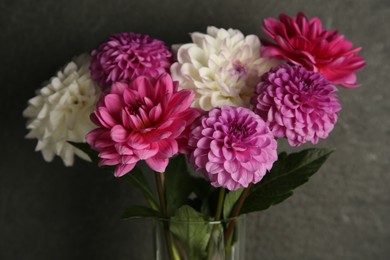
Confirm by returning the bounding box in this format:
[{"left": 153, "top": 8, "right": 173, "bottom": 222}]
[
  {"left": 229, "top": 124, "right": 247, "bottom": 138},
  {"left": 233, "top": 62, "right": 247, "bottom": 75},
  {"left": 124, "top": 98, "right": 153, "bottom": 128},
  {"left": 129, "top": 102, "right": 143, "bottom": 115}
]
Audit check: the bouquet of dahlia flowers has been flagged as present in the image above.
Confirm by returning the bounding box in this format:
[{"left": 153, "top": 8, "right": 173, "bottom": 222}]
[{"left": 24, "top": 12, "right": 364, "bottom": 260}]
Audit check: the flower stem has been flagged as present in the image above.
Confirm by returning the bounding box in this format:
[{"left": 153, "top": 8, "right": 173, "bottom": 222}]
[
  {"left": 155, "top": 172, "right": 175, "bottom": 260},
  {"left": 215, "top": 188, "right": 226, "bottom": 221},
  {"left": 207, "top": 188, "right": 226, "bottom": 259},
  {"left": 224, "top": 184, "right": 252, "bottom": 246}
]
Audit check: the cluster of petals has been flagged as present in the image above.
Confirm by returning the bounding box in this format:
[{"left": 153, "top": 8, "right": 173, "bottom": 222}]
[
  {"left": 86, "top": 74, "right": 200, "bottom": 176},
  {"left": 261, "top": 12, "right": 365, "bottom": 88},
  {"left": 171, "top": 26, "right": 279, "bottom": 110},
  {"left": 251, "top": 64, "right": 341, "bottom": 146},
  {"left": 23, "top": 54, "right": 101, "bottom": 166},
  {"left": 90, "top": 32, "right": 172, "bottom": 89},
  {"left": 188, "top": 106, "right": 277, "bottom": 190}
]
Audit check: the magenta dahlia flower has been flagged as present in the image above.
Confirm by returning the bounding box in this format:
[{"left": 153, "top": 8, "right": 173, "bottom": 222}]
[
  {"left": 86, "top": 74, "right": 200, "bottom": 176},
  {"left": 261, "top": 12, "right": 365, "bottom": 88},
  {"left": 188, "top": 106, "right": 277, "bottom": 190},
  {"left": 90, "top": 32, "right": 172, "bottom": 89},
  {"left": 251, "top": 65, "right": 341, "bottom": 146}
]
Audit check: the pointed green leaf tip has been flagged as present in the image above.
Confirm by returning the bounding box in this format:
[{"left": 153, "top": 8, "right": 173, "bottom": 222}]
[
  {"left": 122, "top": 205, "right": 161, "bottom": 220},
  {"left": 68, "top": 141, "right": 99, "bottom": 163},
  {"left": 121, "top": 165, "right": 159, "bottom": 210},
  {"left": 241, "top": 148, "right": 334, "bottom": 214}
]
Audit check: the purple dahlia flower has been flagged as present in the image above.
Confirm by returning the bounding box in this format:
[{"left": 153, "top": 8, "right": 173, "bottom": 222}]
[
  {"left": 90, "top": 32, "right": 172, "bottom": 89},
  {"left": 188, "top": 106, "right": 277, "bottom": 190},
  {"left": 251, "top": 65, "right": 341, "bottom": 146}
]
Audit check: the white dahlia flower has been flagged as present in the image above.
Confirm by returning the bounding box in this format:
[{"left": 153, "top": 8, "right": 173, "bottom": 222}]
[
  {"left": 23, "top": 54, "right": 101, "bottom": 166},
  {"left": 171, "top": 26, "right": 279, "bottom": 110}
]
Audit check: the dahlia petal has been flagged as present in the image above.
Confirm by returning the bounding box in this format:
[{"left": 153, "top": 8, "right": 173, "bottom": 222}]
[
  {"left": 208, "top": 151, "right": 222, "bottom": 163},
  {"left": 223, "top": 159, "right": 240, "bottom": 174},
  {"left": 262, "top": 17, "right": 282, "bottom": 38},
  {"left": 156, "top": 139, "right": 178, "bottom": 158},
  {"left": 210, "top": 140, "right": 220, "bottom": 153},
  {"left": 128, "top": 114, "right": 144, "bottom": 130},
  {"left": 41, "top": 147, "right": 55, "bottom": 162},
  {"left": 181, "top": 63, "right": 202, "bottom": 81},
  {"left": 253, "top": 168, "right": 267, "bottom": 183},
  {"left": 123, "top": 88, "right": 139, "bottom": 106},
  {"left": 197, "top": 137, "right": 211, "bottom": 149},
  {"left": 87, "top": 129, "right": 113, "bottom": 148},
  {"left": 217, "top": 173, "right": 228, "bottom": 187},
  {"left": 226, "top": 180, "right": 240, "bottom": 191},
  {"left": 111, "top": 125, "right": 129, "bottom": 142},
  {"left": 111, "top": 82, "right": 128, "bottom": 95},
  {"left": 145, "top": 157, "right": 169, "bottom": 172},
  {"left": 237, "top": 168, "right": 251, "bottom": 185},
  {"left": 188, "top": 46, "right": 208, "bottom": 67},
  {"left": 133, "top": 145, "right": 159, "bottom": 159},
  {"left": 96, "top": 107, "right": 117, "bottom": 128},
  {"left": 121, "top": 155, "right": 139, "bottom": 164},
  {"left": 100, "top": 150, "right": 121, "bottom": 160},
  {"left": 236, "top": 151, "right": 252, "bottom": 163},
  {"left": 104, "top": 94, "right": 123, "bottom": 115},
  {"left": 155, "top": 73, "right": 175, "bottom": 98},
  {"left": 222, "top": 146, "right": 234, "bottom": 160},
  {"left": 128, "top": 133, "right": 149, "bottom": 149},
  {"left": 174, "top": 43, "right": 191, "bottom": 63},
  {"left": 138, "top": 107, "right": 151, "bottom": 127},
  {"left": 206, "top": 162, "right": 223, "bottom": 174},
  {"left": 131, "top": 76, "right": 154, "bottom": 97},
  {"left": 149, "top": 103, "right": 162, "bottom": 123},
  {"left": 144, "top": 130, "right": 173, "bottom": 142},
  {"left": 166, "top": 90, "right": 195, "bottom": 116},
  {"left": 195, "top": 153, "right": 208, "bottom": 169},
  {"left": 99, "top": 158, "right": 119, "bottom": 166},
  {"left": 114, "top": 163, "right": 136, "bottom": 177}
]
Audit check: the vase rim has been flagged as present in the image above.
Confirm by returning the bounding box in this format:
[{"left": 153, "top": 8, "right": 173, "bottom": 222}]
[{"left": 149, "top": 214, "right": 246, "bottom": 224}]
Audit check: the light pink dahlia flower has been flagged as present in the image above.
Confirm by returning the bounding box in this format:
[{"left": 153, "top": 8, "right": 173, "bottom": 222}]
[
  {"left": 86, "top": 74, "right": 200, "bottom": 176},
  {"left": 90, "top": 33, "right": 172, "bottom": 89},
  {"left": 261, "top": 12, "right": 365, "bottom": 88},
  {"left": 251, "top": 65, "right": 341, "bottom": 146},
  {"left": 188, "top": 106, "right": 277, "bottom": 190}
]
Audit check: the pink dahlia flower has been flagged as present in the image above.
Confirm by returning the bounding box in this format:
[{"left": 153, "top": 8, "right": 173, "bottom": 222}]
[
  {"left": 251, "top": 65, "right": 341, "bottom": 146},
  {"left": 90, "top": 33, "right": 172, "bottom": 89},
  {"left": 188, "top": 106, "right": 277, "bottom": 190},
  {"left": 86, "top": 74, "right": 200, "bottom": 176},
  {"left": 261, "top": 12, "right": 365, "bottom": 88}
]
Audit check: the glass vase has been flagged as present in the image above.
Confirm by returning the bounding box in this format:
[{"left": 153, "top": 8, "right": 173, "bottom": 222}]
[{"left": 154, "top": 216, "right": 246, "bottom": 260}]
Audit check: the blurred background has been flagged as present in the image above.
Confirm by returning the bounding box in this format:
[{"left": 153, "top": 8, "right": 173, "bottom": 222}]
[{"left": 0, "top": 0, "right": 389, "bottom": 259}]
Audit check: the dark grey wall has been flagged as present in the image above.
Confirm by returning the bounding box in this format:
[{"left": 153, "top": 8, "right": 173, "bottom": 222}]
[{"left": 1, "top": 0, "right": 389, "bottom": 259}]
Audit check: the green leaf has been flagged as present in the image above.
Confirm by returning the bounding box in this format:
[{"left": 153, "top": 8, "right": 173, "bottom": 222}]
[
  {"left": 68, "top": 141, "right": 99, "bottom": 164},
  {"left": 223, "top": 189, "right": 244, "bottom": 219},
  {"left": 122, "top": 205, "right": 161, "bottom": 220},
  {"left": 121, "top": 165, "right": 159, "bottom": 210},
  {"left": 241, "top": 148, "right": 334, "bottom": 214},
  {"left": 165, "top": 155, "right": 194, "bottom": 216},
  {"left": 170, "top": 206, "right": 212, "bottom": 260}
]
